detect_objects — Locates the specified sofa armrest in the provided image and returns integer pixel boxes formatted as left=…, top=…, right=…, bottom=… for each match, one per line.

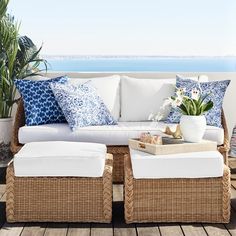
left=218, top=110, right=230, bottom=165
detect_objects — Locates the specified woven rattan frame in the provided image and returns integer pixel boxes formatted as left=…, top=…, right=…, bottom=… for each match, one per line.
left=107, top=146, right=129, bottom=182
left=11, top=99, right=230, bottom=183
left=6, top=154, right=113, bottom=223
left=124, top=154, right=231, bottom=223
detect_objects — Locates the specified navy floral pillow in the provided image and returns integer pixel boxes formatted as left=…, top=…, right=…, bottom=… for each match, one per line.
left=15, top=76, right=68, bottom=126
left=50, top=81, right=117, bottom=131
left=166, top=76, right=230, bottom=127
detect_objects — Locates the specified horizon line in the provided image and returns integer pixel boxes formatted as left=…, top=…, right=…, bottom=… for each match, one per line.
left=42, top=55, right=236, bottom=58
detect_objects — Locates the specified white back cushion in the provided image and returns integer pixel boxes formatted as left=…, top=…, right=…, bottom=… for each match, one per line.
left=120, top=76, right=175, bottom=121
left=120, top=75, right=208, bottom=122
left=69, top=75, right=120, bottom=120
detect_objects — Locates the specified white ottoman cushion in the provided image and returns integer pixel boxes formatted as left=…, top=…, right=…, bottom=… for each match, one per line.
left=130, top=149, right=224, bottom=179
left=14, top=141, right=107, bottom=177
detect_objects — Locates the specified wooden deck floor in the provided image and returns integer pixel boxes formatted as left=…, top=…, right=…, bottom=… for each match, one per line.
left=1, top=167, right=236, bottom=236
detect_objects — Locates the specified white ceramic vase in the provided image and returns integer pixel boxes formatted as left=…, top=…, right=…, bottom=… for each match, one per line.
left=180, top=115, right=206, bottom=143
left=0, top=117, right=13, bottom=144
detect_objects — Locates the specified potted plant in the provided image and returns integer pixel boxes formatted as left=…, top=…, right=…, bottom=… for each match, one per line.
left=169, top=87, right=213, bottom=142
left=0, top=0, right=47, bottom=160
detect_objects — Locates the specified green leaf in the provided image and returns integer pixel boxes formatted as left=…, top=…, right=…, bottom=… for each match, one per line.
left=0, top=0, right=47, bottom=117
left=0, top=0, right=9, bottom=20
left=200, top=101, right=214, bottom=114
left=198, top=93, right=211, bottom=107
left=189, top=99, right=197, bottom=115
left=179, top=103, right=188, bottom=114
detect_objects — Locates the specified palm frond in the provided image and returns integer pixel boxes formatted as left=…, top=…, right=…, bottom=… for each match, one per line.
left=0, top=1, right=47, bottom=117
left=0, top=0, right=9, bottom=19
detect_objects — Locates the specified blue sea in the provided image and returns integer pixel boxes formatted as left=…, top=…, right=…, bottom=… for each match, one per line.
left=44, top=56, right=236, bottom=72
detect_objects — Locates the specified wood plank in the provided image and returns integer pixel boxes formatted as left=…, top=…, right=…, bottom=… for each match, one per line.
left=113, top=184, right=123, bottom=202
left=224, top=208, right=236, bottom=236
left=203, top=224, right=230, bottom=236
left=44, top=223, right=68, bottom=236
left=114, top=226, right=137, bottom=236
left=232, top=180, right=236, bottom=191
left=231, top=185, right=236, bottom=197
left=0, top=206, right=6, bottom=228
left=181, top=224, right=207, bottom=236
left=21, top=223, right=47, bottom=236
left=91, top=223, right=113, bottom=236
left=0, top=192, right=6, bottom=202
left=67, top=223, right=90, bottom=236
left=159, top=223, right=184, bottom=236
left=0, top=184, right=6, bottom=199
left=0, top=223, right=24, bottom=236
left=112, top=201, right=124, bottom=225
left=229, top=157, right=236, bottom=171
left=0, top=167, right=6, bottom=179
left=231, top=186, right=236, bottom=211
left=0, top=192, right=6, bottom=227
left=136, top=223, right=160, bottom=236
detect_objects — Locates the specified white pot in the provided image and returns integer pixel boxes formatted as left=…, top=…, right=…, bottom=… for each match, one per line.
left=0, top=117, right=13, bottom=144
left=180, top=115, right=206, bottom=143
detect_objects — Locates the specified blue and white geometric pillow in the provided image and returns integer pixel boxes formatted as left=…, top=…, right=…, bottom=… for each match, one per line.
left=50, top=81, right=117, bottom=131
left=14, top=76, right=68, bottom=126
left=166, top=76, right=230, bottom=128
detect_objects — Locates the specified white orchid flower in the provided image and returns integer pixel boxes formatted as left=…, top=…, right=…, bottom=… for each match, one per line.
left=172, top=96, right=183, bottom=108
left=148, top=113, right=155, bottom=121
left=176, top=87, right=186, bottom=97
left=154, top=112, right=164, bottom=122
left=148, top=112, right=162, bottom=122
left=162, top=97, right=172, bottom=107
left=191, top=88, right=200, bottom=100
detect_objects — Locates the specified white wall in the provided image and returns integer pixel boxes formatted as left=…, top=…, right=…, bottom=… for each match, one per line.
left=42, top=72, right=236, bottom=138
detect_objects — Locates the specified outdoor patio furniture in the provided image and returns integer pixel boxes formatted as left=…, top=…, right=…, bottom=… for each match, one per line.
left=6, top=142, right=113, bottom=223
left=124, top=151, right=231, bottom=223
left=11, top=76, right=230, bottom=183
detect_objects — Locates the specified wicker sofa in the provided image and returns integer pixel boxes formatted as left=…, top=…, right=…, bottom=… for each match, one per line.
left=11, top=75, right=230, bottom=183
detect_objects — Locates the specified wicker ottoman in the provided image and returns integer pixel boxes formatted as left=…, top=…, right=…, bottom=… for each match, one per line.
left=6, top=142, right=113, bottom=223
left=124, top=153, right=231, bottom=223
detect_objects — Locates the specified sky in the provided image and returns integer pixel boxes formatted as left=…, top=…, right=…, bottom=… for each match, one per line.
left=8, top=0, right=236, bottom=56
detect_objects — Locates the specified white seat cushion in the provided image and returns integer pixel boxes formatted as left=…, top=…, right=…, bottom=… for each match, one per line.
left=120, top=75, right=209, bottom=122
left=19, top=121, right=224, bottom=146
left=130, top=149, right=224, bottom=178
left=14, top=141, right=107, bottom=177
left=69, top=75, right=120, bottom=120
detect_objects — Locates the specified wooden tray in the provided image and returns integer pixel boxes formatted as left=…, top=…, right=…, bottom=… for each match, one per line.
left=129, top=137, right=217, bottom=155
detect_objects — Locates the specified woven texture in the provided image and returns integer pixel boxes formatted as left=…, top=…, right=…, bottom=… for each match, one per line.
left=124, top=154, right=231, bottom=223
left=107, top=146, right=129, bottom=183
left=6, top=154, right=113, bottom=223
left=11, top=99, right=229, bottom=183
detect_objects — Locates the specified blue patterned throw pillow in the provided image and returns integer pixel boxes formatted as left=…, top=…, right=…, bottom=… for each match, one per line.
left=15, top=76, right=68, bottom=126
left=166, top=76, right=230, bottom=127
left=50, top=81, right=117, bottom=130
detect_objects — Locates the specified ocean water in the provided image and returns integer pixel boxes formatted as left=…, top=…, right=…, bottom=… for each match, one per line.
left=44, top=56, right=236, bottom=72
